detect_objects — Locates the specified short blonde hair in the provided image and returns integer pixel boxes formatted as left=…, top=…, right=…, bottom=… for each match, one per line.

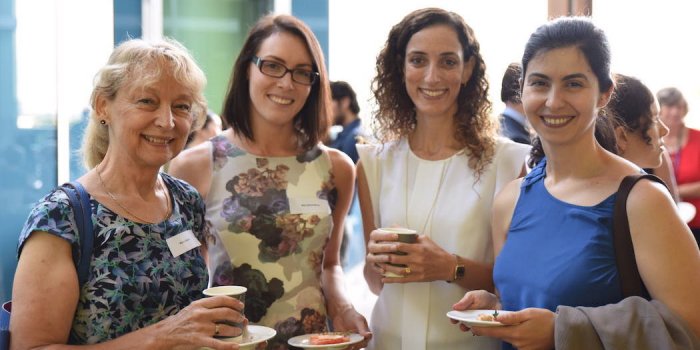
left=81, top=38, right=207, bottom=169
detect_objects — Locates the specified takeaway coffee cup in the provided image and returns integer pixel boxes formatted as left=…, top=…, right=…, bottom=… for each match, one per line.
left=203, top=286, right=248, bottom=341
left=376, top=227, right=417, bottom=277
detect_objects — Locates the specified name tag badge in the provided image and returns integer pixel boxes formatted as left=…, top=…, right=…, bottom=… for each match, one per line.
left=166, top=230, right=202, bottom=258
left=289, top=197, right=331, bottom=215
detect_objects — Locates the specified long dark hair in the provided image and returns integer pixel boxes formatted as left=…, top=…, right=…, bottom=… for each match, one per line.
left=221, top=14, right=330, bottom=150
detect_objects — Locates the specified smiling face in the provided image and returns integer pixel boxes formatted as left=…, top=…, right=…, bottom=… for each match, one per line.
left=522, top=46, right=611, bottom=147
left=248, top=31, right=314, bottom=130
left=98, top=71, right=195, bottom=168
left=403, top=24, right=474, bottom=120
left=622, top=101, right=669, bottom=168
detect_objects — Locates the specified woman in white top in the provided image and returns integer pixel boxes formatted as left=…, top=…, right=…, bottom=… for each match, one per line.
left=358, top=8, right=529, bottom=350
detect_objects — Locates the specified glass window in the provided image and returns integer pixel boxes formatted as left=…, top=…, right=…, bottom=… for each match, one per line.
left=163, top=0, right=273, bottom=115
left=0, top=0, right=112, bottom=302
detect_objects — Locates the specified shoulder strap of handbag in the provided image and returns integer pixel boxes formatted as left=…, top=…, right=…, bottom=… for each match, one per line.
left=613, top=174, right=668, bottom=299
left=0, top=182, right=93, bottom=347
left=59, top=181, right=94, bottom=287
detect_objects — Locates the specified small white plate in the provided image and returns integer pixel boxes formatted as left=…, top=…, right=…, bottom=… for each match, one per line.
left=446, top=310, right=513, bottom=328
left=288, top=332, right=363, bottom=349
left=223, top=325, right=276, bottom=348
left=677, top=201, right=696, bottom=223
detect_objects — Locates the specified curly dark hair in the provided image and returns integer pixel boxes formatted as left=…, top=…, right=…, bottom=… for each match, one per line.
left=371, top=7, right=496, bottom=175
left=607, top=74, right=654, bottom=145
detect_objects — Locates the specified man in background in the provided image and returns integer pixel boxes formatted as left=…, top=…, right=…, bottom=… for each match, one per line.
left=330, top=81, right=365, bottom=269
left=330, top=81, right=363, bottom=163
left=499, top=63, right=531, bottom=145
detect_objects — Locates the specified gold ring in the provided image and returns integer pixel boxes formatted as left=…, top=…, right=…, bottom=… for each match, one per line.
left=404, top=267, right=411, bottom=275
left=214, top=323, right=220, bottom=336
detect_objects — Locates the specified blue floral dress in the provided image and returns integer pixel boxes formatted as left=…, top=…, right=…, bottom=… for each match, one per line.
left=205, top=135, right=336, bottom=350
left=18, top=173, right=209, bottom=344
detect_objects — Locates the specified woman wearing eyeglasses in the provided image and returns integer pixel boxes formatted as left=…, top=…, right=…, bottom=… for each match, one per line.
left=169, top=14, right=370, bottom=349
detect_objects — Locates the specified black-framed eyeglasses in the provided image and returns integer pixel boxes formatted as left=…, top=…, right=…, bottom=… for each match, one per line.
left=251, top=56, right=319, bottom=86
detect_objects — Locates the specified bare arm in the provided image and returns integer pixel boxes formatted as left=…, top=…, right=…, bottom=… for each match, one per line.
left=491, top=179, right=523, bottom=257
left=677, top=182, right=700, bottom=200
left=356, top=161, right=384, bottom=295
left=320, top=149, right=370, bottom=345
left=628, top=180, right=700, bottom=337
left=10, top=233, right=244, bottom=350
left=168, top=139, right=214, bottom=199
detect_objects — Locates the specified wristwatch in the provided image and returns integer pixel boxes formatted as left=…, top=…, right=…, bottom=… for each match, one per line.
left=448, top=254, right=465, bottom=283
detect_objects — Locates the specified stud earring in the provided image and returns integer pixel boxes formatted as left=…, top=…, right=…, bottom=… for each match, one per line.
left=100, top=120, right=106, bottom=125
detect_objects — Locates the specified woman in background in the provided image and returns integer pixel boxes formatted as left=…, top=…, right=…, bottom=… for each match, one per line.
left=608, top=74, right=670, bottom=171
left=658, top=87, right=700, bottom=244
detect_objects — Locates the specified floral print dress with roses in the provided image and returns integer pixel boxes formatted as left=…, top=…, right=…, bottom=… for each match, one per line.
left=205, top=135, right=337, bottom=350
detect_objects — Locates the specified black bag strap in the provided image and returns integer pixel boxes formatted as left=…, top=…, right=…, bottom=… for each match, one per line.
left=613, top=174, right=668, bottom=299
left=59, top=182, right=94, bottom=287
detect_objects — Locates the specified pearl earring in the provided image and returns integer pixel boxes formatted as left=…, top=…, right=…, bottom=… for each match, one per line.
left=100, top=120, right=106, bottom=125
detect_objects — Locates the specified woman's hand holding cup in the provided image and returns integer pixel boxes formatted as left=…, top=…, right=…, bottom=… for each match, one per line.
left=203, top=286, right=249, bottom=342
left=366, top=227, right=417, bottom=279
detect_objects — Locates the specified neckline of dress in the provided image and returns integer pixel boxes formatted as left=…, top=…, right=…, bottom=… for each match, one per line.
left=404, top=138, right=465, bottom=163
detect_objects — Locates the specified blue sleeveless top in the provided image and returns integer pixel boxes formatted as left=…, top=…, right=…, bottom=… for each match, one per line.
left=493, top=159, right=623, bottom=318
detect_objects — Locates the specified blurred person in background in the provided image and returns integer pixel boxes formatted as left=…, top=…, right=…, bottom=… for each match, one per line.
left=11, top=38, right=247, bottom=349
left=658, top=87, right=700, bottom=245
left=608, top=74, right=680, bottom=202
left=330, top=81, right=363, bottom=164
left=186, top=109, right=224, bottom=149
left=498, top=62, right=531, bottom=145
left=359, top=8, right=529, bottom=349
left=330, top=80, right=365, bottom=268
left=169, top=14, right=370, bottom=350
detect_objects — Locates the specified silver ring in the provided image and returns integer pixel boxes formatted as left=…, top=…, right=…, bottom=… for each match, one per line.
left=214, top=323, right=220, bottom=336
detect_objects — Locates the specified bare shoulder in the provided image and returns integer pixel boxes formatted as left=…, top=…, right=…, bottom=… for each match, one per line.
left=324, top=146, right=355, bottom=176
left=170, top=141, right=212, bottom=174
left=625, top=178, right=677, bottom=221
left=168, top=141, right=213, bottom=197
left=626, top=177, right=674, bottom=209
left=495, top=177, right=524, bottom=208
left=492, top=178, right=524, bottom=254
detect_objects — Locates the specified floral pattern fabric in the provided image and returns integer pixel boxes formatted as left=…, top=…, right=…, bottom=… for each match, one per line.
left=17, top=173, right=208, bottom=344
left=206, top=135, right=336, bottom=350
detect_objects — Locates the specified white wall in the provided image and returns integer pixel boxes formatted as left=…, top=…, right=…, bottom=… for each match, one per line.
left=330, top=1, right=700, bottom=129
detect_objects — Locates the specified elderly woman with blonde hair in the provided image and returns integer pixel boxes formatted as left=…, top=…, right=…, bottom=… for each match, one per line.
left=11, top=38, right=245, bottom=349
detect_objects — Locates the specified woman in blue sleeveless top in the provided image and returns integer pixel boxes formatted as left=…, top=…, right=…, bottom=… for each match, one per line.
left=452, top=17, right=700, bottom=349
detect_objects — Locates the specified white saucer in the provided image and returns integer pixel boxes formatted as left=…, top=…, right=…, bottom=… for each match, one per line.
left=677, top=201, right=696, bottom=223
left=287, top=332, right=363, bottom=349
left=446, top=309, right=513, bottom=328
left=199, top=325, right=276, bottom=350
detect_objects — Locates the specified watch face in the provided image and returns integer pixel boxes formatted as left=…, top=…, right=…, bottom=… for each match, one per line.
left=456, top=265, right=465, bottom=279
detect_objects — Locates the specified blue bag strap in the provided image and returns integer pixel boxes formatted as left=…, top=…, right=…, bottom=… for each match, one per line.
left=60, top=182, right=94, bottom=288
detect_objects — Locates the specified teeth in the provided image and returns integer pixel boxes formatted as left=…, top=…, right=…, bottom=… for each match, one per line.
left=144, top=136, right=170, bottom=144
left=543, top=116, right=572, bottom=126
left=421, top=89, right=446, bottom=97
left=270, top=95, right=293, bottom=105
